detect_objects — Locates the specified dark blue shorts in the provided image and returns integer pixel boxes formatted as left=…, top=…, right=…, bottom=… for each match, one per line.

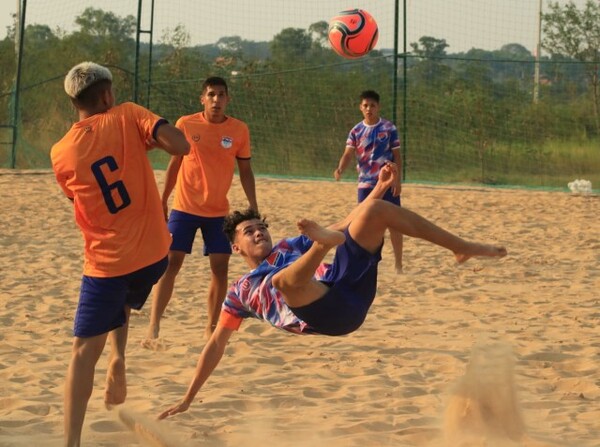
left=73, top=256, right=168, bottom=338
left=358, top=187, right=401, bottom=206
left=168, top=209, right=232, bottom=255
left=288, top=230, right=382, bottom=336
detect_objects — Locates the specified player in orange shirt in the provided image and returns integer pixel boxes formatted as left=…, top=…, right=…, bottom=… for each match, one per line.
left=50, top=61, right=189, bottom=447
left=145, top=76, right=259, bottom=341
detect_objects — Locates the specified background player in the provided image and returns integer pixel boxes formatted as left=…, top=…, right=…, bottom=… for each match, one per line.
left=145, top=76, right=259, bottom=342
left=334, top=89, right=404, bottom=272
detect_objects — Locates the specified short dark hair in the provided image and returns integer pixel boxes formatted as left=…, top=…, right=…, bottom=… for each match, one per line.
left=201, top=76, right=228, bottom=94
left=359, top=89, right=380, bottom=103
left=223, top=208, right=267, bottom=243
left=70, top=79, right=112, bottom=110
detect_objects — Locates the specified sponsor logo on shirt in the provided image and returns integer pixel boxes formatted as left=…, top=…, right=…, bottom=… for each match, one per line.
left=191, top=134, right=200, bottom=142
left=377, top=132, right=388, bottom=142
left=84, top=126, right=92, bottom=133
left=221, top=136, right=233, bottom=149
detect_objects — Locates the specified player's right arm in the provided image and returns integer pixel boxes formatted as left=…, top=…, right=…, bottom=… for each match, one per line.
left=154, top=122, right=190, bottom=156
left=158, top=325, right=235, bottom=419
left=334, top=146, right=355, bottom=181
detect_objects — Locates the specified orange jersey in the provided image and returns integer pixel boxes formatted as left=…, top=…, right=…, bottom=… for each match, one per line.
left=50, top=102, right=171, bottom=277
left=172, top=113, right=251, bottom=217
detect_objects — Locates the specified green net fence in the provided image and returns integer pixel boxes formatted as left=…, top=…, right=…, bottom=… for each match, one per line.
left=0, top=0, right=598, bottom=191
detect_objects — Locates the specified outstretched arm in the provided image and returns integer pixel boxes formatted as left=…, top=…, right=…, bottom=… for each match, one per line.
left=158, top=325, right=234, bottom=419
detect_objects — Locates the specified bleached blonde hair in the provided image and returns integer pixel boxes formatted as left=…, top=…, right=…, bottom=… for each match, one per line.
left=64, top=62, right=112, bottom=98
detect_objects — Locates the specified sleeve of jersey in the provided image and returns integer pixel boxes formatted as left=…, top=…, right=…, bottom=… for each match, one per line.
left=236, top=123, right=252, bottom=159
left=50, top=151, right=74, bottom=200
left=218, top=309, right=243, bottom=330
left=287, top=235, right=314, bottom=253
left=391, top=126, right=401, bottom=150
left=345, top=128, right=356, bottom=148
left=124, top=102, right=165, bottom=144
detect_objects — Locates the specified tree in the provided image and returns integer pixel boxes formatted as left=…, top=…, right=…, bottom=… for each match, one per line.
left=308, top=20, right=329, bottom=49
left=409, top=36, right=451, bottom=85
left=74, top=7, right=136, bottom=40
left=542, top=0, right=600, bottom=134
left=270, top=28, right=312, bottom=63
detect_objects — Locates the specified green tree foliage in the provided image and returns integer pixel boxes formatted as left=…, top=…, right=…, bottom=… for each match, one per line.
left=542, top=0, right=600, bottom=133
left=1, top=8, right=597, bottom=187
left=270, top=28, right=312, bottom=63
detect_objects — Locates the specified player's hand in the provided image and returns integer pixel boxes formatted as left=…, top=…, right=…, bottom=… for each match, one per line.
left=162, top=202, right=169, bottom=221
left=158, top=400, right=191, bottom=420
left=333, top=168, right=342, bottom=181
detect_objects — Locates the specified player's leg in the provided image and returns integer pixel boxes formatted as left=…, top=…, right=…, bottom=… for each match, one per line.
left=206, top=253, right=229, bottom=339
left=201, top=216, right=234, bottom=339
left=64, top=333, right=107, bottom=446
left=271, top=220, right=345, bottom=308
left=105, top=307, right=130, bottom=406
left=382, top=188, right=404, bottom=273
left=389, top=229, right=404, bottom=272
left=146, top=250, right=186, bottom=339
left=348, top=200, right=506, bottom=261
left=146, top=210, right=200, bottom=339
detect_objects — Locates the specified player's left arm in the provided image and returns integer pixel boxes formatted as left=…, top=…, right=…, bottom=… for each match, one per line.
left=158, top=325, right=235, bottom=419
left=237, top=158, right=258, bottom=212
left=391, top=147, right=402, bottom=196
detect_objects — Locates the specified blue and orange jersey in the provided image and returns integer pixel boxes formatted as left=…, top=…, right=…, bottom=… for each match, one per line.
left=50, top=102, right=171, bottom=277
left=346, top=118, right=400, bottom=189
left=172, top=113, right=251, bottom=217
left=218, top=235, right=333, bottom=334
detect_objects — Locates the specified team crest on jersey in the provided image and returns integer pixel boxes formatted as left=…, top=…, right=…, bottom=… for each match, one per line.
left=191, top=134, right=200, bottom=142
left=84, top=126, right=92, bottom=133
left=265, top=251, right=282, bottom=266
left=221, top=136, right=233, bottom=149
left=377, top=132, right=388, bottom=142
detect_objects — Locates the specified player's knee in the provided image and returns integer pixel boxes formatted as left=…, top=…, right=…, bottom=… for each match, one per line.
left=362, top=199, right=387, bottom=218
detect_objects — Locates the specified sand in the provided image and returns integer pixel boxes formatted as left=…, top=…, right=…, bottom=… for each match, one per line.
left=1, top=170, right=599, bottom=447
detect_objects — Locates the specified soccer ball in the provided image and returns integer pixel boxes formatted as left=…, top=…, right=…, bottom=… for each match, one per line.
left=328, top=9, right=379, bottom=59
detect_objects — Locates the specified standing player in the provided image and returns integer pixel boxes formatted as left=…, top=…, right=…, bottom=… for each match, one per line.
left=50, top=61, right=190, bottom=446
left=334, top=89, right=404, bottom=272
left=145, top=76, right=259, bottom=341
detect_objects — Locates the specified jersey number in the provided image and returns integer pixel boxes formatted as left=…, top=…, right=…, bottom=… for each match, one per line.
left=91, top=156, right=131, bottom=214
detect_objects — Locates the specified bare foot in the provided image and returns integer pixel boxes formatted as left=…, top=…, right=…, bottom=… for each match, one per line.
left=454, top=243, right=507, bottom=264
left=140, top=324, right=159, bottom=349
left=147, top=323, right=159, bottom=339
left=140, top=337, right=165, bottom=351
left=297, top=219, right=345, bottom=247
left=105, top=358, right=127, bottom=408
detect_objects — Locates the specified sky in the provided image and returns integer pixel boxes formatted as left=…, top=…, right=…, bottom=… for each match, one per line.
left=0, top=0, right=591, bottom=54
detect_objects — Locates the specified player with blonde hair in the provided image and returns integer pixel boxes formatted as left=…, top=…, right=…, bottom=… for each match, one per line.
left=51, top=61, right=189, bottom=446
